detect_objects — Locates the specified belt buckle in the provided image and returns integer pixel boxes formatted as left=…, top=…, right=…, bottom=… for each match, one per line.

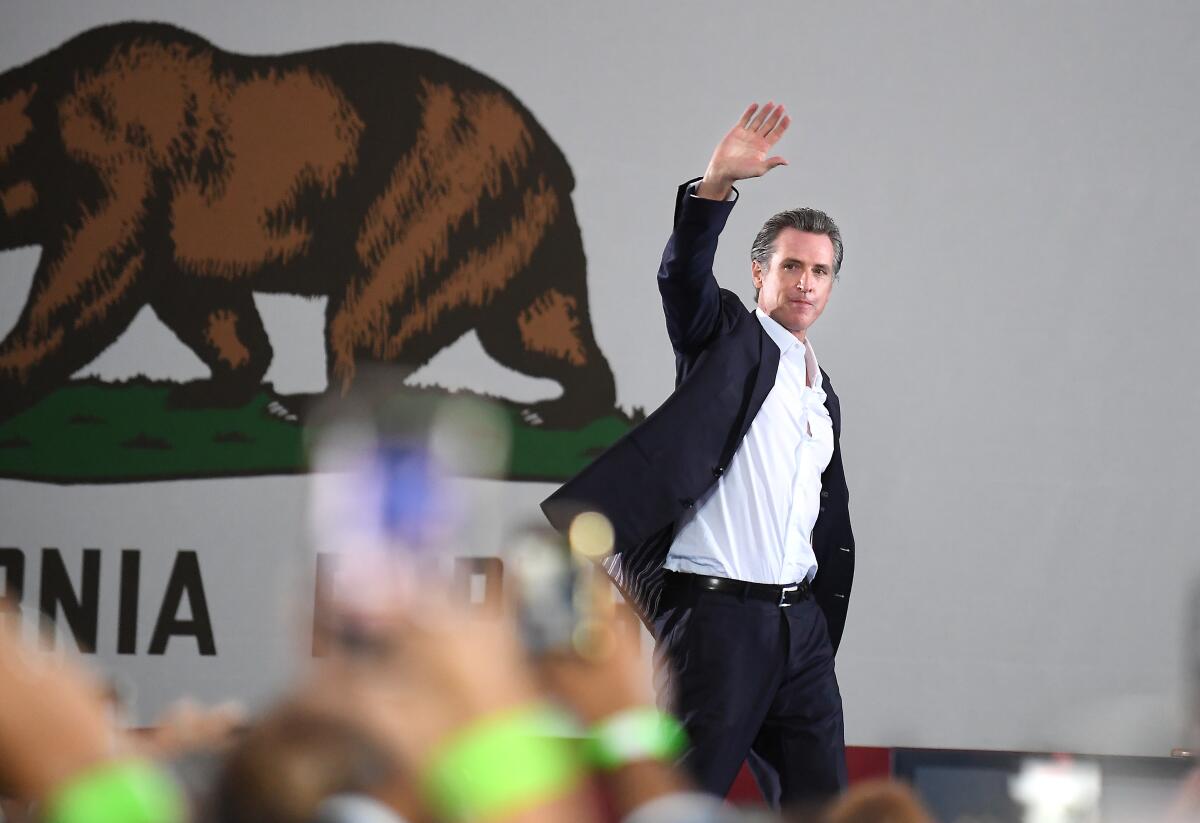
left=779, top=583, right=799, bottom=607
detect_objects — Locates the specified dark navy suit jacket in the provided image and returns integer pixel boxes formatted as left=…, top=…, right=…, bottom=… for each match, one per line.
left=543, top=180, right=856, bottom=652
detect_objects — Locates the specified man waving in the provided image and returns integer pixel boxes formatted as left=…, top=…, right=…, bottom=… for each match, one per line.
left=544, top=102, right=855, bottom=807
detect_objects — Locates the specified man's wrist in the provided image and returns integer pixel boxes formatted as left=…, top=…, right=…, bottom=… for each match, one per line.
left=694, top=173, right=734, bottom=201
left=686, top=179, right=738, bottom=206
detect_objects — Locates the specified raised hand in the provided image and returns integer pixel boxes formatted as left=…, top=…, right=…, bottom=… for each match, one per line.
left=695, top=101, right=791, bottom=200
left=0, top=616, right=121, bottom=801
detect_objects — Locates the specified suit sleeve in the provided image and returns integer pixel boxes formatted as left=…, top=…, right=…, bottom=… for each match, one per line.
left=657, top=179, right=738, bottom=355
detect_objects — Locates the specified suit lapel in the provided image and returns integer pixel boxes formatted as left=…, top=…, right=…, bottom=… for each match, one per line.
left=821, top=369, right=841, bottom=438
left=736, top=321, right=780, bottom=445
left=734, top=316, right=841, bottom=444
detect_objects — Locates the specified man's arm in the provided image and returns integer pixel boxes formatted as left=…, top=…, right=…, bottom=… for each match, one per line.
left=657, top=103, right=791, bottom=354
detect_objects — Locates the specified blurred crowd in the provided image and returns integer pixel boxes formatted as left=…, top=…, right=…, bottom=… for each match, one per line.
left=0, top=567, right=945, bottom=823
left=1, top=568, right=1197, bottom=823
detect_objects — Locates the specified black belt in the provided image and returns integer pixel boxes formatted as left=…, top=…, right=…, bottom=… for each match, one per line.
left=664, top=571, right=812, bottom=606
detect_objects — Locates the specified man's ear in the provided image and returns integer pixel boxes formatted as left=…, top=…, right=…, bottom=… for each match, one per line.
left=751, top=260, right=763, bottom=289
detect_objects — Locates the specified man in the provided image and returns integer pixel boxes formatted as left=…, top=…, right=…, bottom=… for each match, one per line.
left=543, top=102, right=855, bottom=808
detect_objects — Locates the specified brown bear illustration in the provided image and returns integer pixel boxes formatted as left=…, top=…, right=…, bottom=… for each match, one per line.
left=0, top=22, right=615, bottom=427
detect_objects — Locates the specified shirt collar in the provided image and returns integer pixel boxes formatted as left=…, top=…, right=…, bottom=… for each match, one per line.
left=755, top=307, right=801, bottom=353
left=755, top=308, right=822, bottom=389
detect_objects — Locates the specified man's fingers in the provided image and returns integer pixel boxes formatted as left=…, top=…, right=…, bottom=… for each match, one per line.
left=747, top=101, right=774, bottom=132
left=738, top=102, right=759, bottom=129
left=760, top=105, right=785, bottom=137
left=765, top=155, right=788, bottom=171
left=765, top=113, right=791, bottom=142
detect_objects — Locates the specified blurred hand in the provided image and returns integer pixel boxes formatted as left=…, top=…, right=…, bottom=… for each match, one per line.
left=1167, top=766, right=1200, bottom=823
left=0, top=616, right=121, bottom=801
left=306, top=584, right=603, bottom=823
left=696, top=101, right=791, bottom=200
left=535, top=591, right=656, bottom=725
left=536, top=588, right=696, bottom=820
left=139, top=698, right=246, bottom=759
left=307, top=574, right=542, bottom=765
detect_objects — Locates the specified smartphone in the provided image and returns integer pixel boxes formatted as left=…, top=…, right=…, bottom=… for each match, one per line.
left=508, top=524, right=583, bottom=655
left=306, top=381, right=513, bottom=656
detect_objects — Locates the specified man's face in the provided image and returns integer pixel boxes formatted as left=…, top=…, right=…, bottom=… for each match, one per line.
left=753, top=228, right=836, bottom=341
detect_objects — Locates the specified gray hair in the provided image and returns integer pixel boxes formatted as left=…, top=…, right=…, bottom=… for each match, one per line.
left=750, top=208, right=844, bottom=285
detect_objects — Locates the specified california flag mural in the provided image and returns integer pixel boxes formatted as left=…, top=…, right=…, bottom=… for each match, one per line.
left=0, top=22, right=630, bottom=485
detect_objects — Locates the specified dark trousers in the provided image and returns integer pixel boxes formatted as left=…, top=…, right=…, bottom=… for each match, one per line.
left=653, top=578, right=847, bottom=808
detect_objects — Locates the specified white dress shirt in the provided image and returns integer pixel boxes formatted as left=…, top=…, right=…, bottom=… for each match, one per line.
left=664, top=308, right=834, bottom=585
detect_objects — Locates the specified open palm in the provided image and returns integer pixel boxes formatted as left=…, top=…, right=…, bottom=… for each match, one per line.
left=706, top=102, right=791, bottom=184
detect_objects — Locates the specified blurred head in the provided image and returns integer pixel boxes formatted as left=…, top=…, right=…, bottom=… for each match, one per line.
left=214, top=703, right=396, bottom=823
left=813, top=780, right=934, bottom=823
left=750, top=208, right=843, bottom=341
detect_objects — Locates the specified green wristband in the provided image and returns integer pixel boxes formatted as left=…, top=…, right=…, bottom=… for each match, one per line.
left=423, top=704, right=584, bottom=822
left=583, top=707, right=688, bottom=770
left=43, top=759, right=184, bottom=823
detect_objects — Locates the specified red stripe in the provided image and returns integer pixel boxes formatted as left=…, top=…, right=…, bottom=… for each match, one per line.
left=726, top=745, right=892, bottom=804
